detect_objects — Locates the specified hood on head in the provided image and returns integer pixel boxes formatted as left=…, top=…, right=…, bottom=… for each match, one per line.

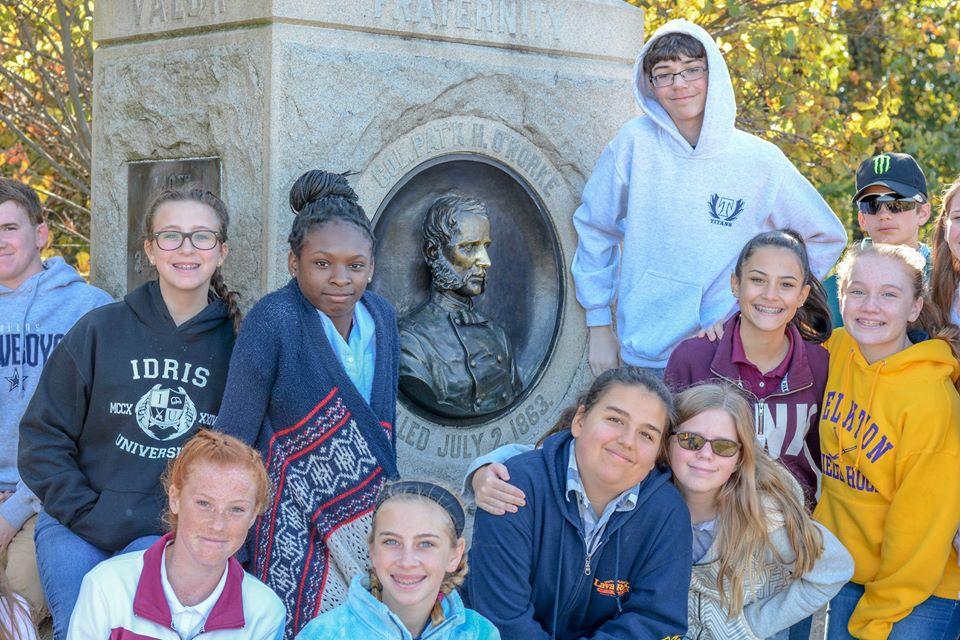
left=633, top=19, right=736, bottom=157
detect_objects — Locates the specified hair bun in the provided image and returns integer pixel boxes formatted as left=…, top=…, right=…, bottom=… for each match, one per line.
left=289, top=170, right=359, bottom=214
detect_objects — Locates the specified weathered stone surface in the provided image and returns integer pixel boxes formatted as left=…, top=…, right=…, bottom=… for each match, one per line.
left=91, top=0, right=643, bottom=484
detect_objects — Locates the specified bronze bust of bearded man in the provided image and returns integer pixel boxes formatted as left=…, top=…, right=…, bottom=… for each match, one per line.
left=398, top=195, right=523, bottom=419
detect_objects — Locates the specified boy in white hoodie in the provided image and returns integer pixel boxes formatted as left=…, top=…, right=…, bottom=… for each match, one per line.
left=573, top=20, right=846, bottom=375
left=0, top=178, right=111, bottom=622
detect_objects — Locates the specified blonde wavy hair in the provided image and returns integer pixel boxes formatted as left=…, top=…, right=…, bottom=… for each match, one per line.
left=367, top=483, right=468, bottom=626
left=674, top=383, right=824, bottom=616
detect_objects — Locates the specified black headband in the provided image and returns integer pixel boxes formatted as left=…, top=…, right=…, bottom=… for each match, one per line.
left=377, top=481, right=466, bottom=538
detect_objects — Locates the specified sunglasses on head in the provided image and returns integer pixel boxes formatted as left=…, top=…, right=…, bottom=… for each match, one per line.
left=857, top=194, right=921, bottom=216
left=672, top=432, right=741, bottom=458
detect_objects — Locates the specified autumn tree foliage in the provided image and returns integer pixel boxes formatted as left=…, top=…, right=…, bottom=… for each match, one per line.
left=0, top=0, right=92, bottom=270
left=630, top=0, right=960, bottom=239
left=1, top=1, right=958, bottom=267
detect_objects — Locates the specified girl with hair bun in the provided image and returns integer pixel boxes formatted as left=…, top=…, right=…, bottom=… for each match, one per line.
left=296, top=481, right=499, bottom=640
left=216, top=170, right=400, bottom=638
left=19, top=186, right=240, bottom=640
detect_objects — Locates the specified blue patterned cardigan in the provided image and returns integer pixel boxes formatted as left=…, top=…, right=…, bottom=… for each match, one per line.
left=216, top=279, right=399, bottom=638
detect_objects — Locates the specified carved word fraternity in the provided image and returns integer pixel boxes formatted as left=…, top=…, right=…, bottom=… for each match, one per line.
left=133, top=0, right=227, bottom=27
left=373, top=0, right=564, bottom=42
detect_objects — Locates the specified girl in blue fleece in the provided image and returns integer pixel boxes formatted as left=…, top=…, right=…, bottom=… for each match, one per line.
left=296, top=481, right=499, bottom=640
left=462, top=368, right=691, bottom=640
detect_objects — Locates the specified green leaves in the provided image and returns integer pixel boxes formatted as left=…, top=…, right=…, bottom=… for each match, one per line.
left=626, top=0, right=960, bottom=237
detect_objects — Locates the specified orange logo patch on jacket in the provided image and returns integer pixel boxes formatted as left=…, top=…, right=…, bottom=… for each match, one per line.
left=592, top=578, right=630, bottom=597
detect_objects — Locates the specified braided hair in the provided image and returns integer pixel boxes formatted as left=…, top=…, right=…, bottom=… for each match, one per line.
left=143, top=187, right=243, bottom=334
left=288, top=170, right=374, bottom=256
left=367, top=481, right=469, bottom=627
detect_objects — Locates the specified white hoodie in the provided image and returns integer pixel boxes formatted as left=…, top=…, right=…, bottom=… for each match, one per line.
left=571, top=19, right=846, bottom=368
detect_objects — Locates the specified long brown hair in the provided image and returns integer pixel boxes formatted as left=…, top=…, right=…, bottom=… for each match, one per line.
left=144, top=187, right=243, bottom=334
left=673, top=383, right=823, bottom=616
left=0, top=571, right=35, bottom=640
left=837, top=242, right=960, bottom=364
left=931, top=174, right=960, bottom=323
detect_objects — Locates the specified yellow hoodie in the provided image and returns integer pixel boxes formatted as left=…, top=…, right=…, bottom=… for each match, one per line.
left=814, top=328, right=960, bottom=640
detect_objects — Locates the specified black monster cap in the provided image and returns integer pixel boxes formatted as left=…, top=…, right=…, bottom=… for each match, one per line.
left=854, top=152, right=928, bottom=203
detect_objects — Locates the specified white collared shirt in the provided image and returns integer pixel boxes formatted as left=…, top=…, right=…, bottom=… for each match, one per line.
left=160, top=544, right=229, bottom=640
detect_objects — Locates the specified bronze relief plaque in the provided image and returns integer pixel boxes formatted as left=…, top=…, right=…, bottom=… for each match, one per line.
left=126, top=158, right=221, bottom=292
left=371, top=154, right=563, bottom=428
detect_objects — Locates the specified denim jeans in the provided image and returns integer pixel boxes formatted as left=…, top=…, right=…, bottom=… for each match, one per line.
left=34, top=511, right=160, bottom=640
left=826, top=581, right=960, bottom=640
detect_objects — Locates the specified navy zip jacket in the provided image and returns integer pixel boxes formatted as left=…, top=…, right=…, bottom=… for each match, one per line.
left=462, top=431, right=691, bottom=640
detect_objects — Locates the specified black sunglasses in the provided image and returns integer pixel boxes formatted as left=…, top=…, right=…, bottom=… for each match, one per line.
left=857, top=195, right=921, bottom=216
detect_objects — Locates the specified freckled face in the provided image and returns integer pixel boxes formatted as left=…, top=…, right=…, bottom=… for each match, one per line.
left=841, top=254, right=922, bottom=362
left=167, top=462, right=258, bottom=570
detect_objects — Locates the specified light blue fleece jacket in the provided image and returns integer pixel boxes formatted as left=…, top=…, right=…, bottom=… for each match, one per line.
left=0, top=257, right=111, bottom=530
left=571, top=19, right=847, bottom=368
left=296, top=574, right=500, bottom=640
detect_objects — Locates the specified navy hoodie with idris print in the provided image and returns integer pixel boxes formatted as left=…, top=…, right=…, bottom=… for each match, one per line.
left=462, top=431, right=691, bottom=640
left=18, top=281, right=235, bottom=551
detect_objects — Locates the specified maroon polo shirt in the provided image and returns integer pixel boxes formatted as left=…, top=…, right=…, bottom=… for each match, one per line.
left=729, top=317, right=796, bottom=400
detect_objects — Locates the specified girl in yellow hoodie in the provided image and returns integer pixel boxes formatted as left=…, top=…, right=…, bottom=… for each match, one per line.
left=816, top=243, right=960, bottom=640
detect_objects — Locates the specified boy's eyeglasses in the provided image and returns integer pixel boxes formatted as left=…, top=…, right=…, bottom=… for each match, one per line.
left=152, top=229, right=222, bottom=251
left=650, top=66, right=707, bottom=88
left=857, top=195, right=921, bottom=216
left=671, top=432, right=741, bottom=458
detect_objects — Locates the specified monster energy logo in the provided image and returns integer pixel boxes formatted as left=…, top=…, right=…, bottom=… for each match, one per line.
left=873, top=154, right=891, bottom=174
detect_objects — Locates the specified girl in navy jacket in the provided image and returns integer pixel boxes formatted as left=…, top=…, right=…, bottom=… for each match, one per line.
left=462, top=368, right=691, bottom=640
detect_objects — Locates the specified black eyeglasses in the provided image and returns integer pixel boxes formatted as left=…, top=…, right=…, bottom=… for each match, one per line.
left=650, top=66, right=707, bottom=88
left=152, top=229, right=222, bottom=251
left=671, top=432, right=741, bottom=458
left=857, top=195, right=921, bottom=216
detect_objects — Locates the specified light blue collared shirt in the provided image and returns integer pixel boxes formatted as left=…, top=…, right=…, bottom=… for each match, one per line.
left=317, top=303, right=376, bottom=402
left=565, top=445, right=639, bottom=557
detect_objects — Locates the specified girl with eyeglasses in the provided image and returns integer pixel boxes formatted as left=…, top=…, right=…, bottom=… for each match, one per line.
left=19, top=187, right=241, bottom=640
left=817, top=243, right=960, bottom=640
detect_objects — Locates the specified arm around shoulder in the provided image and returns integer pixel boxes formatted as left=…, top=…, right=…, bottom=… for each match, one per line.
left=464, top=465, right=551, bottom=640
